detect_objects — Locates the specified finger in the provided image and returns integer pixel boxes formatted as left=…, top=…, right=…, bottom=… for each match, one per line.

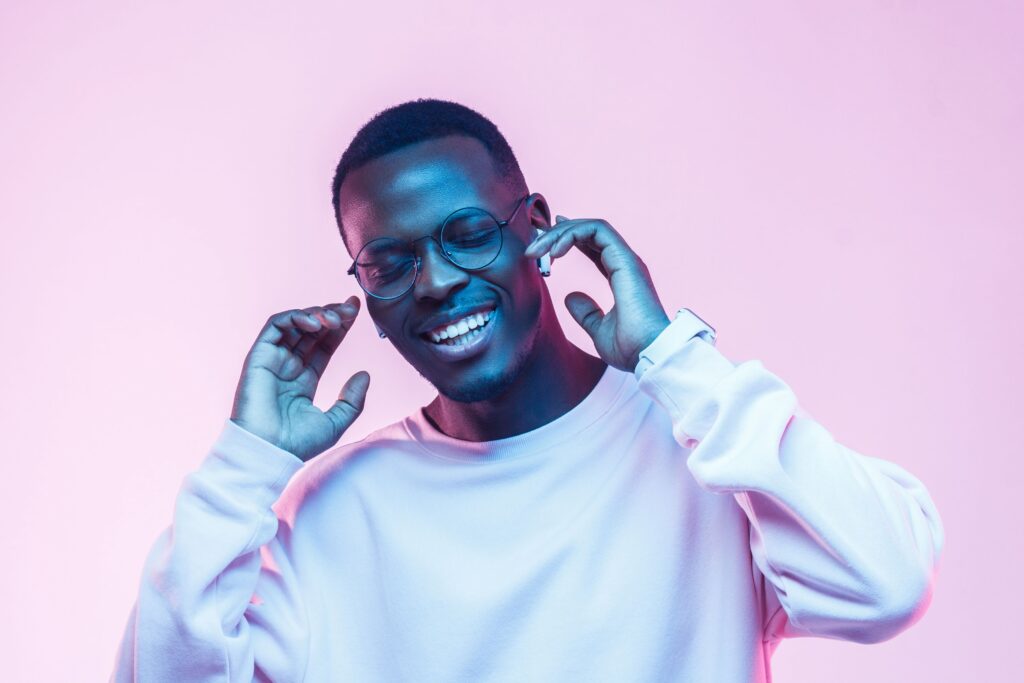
left=523, top=222, right=575, bottom=257
left=293, top=313, right=331, bottom=360
left=279, top=324, right=303, bottom=351
left=293, top=303, right=349, bottom=355
left=256, top=296, right=356, bottom=361
left=316, top=298, right=361, bottom=339
left=325, top=370, right=371, bottom=435
left=255, top=308, right=324, bottom=350
left=549, top=223, right=601, bottom=260
left=312, top=305, right=344, bottom=329
left=569, top=222, right=639, bottom=276
left=316, top=296, right=360, bottom=329
left=306, top=302, right=361, bottom=378
left=526, top=218, right=619, bottom=258
left=534, top=223, right=608, bottom=277
left=287, top=299, right=357, bottom=357
left=564, top=291, right=605, bottom=340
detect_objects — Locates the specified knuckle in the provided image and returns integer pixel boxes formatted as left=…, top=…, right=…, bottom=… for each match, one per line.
left=336, top=400, right=359, bottom=421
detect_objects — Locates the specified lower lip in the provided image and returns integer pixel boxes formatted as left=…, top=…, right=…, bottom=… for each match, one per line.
left=421, top=308, right=499, bottom=362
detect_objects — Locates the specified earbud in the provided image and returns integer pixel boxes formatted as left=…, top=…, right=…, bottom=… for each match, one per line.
left=374, top=322, right=387, bottom=339
left=536, top=228, right=552, bottom=277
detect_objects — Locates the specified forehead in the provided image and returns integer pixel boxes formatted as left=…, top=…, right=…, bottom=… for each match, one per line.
left=339, top=135, right=509, bottom=251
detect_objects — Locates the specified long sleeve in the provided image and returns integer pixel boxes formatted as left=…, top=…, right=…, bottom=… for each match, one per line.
left=635, top=326, right=945, bottom=645
left=110, top=419, right=310, bottom=682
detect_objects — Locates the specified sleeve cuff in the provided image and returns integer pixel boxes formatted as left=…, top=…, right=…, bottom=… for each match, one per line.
left=635, top=308, right=717, bottom=380
left=201, top=419, right=306, bottom=509
left=634, top=326, right=737, bottom=449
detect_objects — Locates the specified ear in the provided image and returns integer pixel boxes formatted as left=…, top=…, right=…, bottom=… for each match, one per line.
left=525, top=193, right=552, bottom=232
left=522, top=193, right=554, bottom=277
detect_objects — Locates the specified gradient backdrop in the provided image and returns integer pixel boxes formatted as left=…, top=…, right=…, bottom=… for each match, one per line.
left=2, top=1, right=1020, bottom=681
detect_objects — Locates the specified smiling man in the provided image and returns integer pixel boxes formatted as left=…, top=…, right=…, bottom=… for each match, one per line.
left=112, top=99, right=945, bottom=682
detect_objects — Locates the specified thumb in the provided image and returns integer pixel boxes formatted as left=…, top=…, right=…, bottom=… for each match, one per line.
left=564, top=291, right=605, bottom=340
left=326, top=370, right=370, bottom=436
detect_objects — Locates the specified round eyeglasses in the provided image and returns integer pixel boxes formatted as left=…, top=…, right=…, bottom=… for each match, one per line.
left=347, top=196, right=529, bottom=300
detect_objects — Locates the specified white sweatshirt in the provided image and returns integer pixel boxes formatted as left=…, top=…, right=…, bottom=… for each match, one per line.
left=111, top=322, right=944, bottom=683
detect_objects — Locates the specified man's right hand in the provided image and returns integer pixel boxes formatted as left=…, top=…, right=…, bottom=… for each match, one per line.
left=230, top=296, right=370, bottom=462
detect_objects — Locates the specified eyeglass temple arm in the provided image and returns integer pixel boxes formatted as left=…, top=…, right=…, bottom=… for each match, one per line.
left=499, top=194, right=530, bottom=227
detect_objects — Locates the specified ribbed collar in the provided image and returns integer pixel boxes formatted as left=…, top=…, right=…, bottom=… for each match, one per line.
left=402, top=364, right=632, bottom=464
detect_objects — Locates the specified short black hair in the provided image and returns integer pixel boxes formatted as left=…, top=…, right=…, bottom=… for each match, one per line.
left=330, top=98, right=528, bottom=242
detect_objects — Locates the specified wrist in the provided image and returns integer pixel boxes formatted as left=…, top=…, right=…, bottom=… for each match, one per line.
left=630, top=316, right=671, bottom=371
left=634, top=307, right=717, bottom=379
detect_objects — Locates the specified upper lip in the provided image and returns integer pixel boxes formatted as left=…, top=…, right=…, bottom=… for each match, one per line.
left=414, top=302, right=498, bottom=336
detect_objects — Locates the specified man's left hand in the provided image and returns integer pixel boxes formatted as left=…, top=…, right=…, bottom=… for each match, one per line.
left=523, top=215, right=671, bottom=372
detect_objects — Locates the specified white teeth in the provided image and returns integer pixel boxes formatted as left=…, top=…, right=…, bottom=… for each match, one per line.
left=426, top=308, right=496, bottom=344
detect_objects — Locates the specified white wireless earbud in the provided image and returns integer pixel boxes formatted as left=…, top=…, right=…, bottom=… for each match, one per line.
left=536, top=228, right=551, bottom=277
left=374, top=321, right=387, bottom=339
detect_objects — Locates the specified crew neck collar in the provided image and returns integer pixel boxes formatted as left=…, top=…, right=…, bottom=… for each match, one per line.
left=402, top=364, right=632, bottom=464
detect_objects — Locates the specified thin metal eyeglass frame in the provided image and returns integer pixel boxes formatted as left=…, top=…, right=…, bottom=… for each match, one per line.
left=347, top=195, right=530, bottom=300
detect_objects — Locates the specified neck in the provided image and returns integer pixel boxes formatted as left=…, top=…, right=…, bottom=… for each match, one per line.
left=422, top=311, right=607, bottom=442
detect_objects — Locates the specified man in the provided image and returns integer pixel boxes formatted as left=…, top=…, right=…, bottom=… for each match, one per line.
left=111, top=99, right=944, bottom=682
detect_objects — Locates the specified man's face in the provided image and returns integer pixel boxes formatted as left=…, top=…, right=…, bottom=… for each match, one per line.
left=339, top=135, right=549, bottom=402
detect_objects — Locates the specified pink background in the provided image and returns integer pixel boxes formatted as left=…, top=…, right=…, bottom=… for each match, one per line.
left=2, top=1, right=1019, bottom=680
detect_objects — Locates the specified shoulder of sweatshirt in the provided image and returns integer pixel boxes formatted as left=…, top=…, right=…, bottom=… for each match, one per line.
left=270, top=418, right=418, bottom=522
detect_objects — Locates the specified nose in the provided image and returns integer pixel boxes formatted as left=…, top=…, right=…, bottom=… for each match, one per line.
left=412, top=237, right=470, bottom=302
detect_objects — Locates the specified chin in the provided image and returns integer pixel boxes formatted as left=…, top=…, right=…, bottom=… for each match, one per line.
left=432, top=338, right=533, bottom=404
left=436, top=369, right=516, bottom=403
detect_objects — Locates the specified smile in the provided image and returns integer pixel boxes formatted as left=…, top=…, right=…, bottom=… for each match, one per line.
left=423, top=307, right=496, bottom=346
left=418, top=305, right=499, bottom=362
